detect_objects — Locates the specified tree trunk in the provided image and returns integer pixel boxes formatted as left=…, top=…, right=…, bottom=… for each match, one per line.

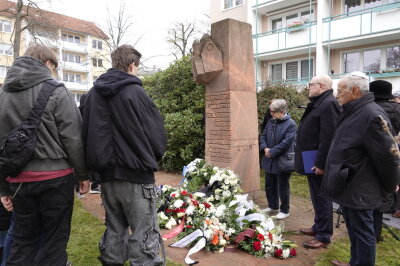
left=13, top=0, right=24, bottom=59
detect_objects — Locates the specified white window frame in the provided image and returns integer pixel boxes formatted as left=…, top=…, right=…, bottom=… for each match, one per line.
left=62, top=53, right=81, bottom=63
left=342, top=0, right=396, bottom=13
left=269, top=7, right=314, bottom=31
left=0, top=20, right=12, bottom=33
left=92, top=39, right=102, bottom=50
left=340, top=44, right=400, bottom=73
left=0, top=43, right=13, bottom=56
left=268, top=57, right=315, bottom=82
left=0, top=65, right=11, bottom=78
left=92, top=57, right=103, bottom=67
left=63, top=72, right=82, bottom=83
left=62, top=33, right=81, bottom=44
left=222, top=0, right=244, bottom=11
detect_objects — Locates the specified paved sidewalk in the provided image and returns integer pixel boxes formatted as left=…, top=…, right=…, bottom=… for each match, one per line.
left=81, top=172, right=351, bottom=265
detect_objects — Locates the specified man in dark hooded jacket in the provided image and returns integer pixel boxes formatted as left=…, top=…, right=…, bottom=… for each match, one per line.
left=0, top=43, right=89, bottom=265
left=82, top=45, right=167, bottom=266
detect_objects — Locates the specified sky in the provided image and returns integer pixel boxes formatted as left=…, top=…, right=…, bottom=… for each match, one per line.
left=39, top=0, right=210, bottom=69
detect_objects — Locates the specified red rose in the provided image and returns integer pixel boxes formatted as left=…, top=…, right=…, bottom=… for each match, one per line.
left=189, top=194, right=193, bottom=198
left=289, top=248, right=296, bottom=256
left=257, top=234, right=265, bottom=241
left=165, top=209, right=171, bottom=213
left=268, top=232, right=273, bottom=241
left=274, top=249, right=283, bottom=257
left=253, top=241, right=262, bottom=251
left=181, top=190, right=188, bottom=196
left=204, top=202, right=211, bottom=208
left=171, top=194, right=176, bottom=198
left=191, top=200, right=199, bottom=206
left=186, top=225, right=193, bottom=228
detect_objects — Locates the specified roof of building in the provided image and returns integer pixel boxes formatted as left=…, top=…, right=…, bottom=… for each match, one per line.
left=0, top=0, right=108, bottom=39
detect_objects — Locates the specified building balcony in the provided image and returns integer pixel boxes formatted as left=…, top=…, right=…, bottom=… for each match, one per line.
left=253, top=22, right=317, bottom=59
left=61, top=41, right=87, bottom=54
left=323, top=2, right=400, bottom=48
left=250, top=0, right=306, bottom=13
left=35, top=36, right=58, bottom=48
left=62, top=61, right=89, bottom=73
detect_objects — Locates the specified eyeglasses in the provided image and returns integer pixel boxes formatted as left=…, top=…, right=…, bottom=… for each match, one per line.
left=307, top=82, right=323, bottom=88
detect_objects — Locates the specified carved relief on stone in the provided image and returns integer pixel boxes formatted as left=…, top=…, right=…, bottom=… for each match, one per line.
left=191, top=34, right=223, bottom=84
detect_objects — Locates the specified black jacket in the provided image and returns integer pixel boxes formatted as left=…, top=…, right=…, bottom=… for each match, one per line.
left=82, top=68, right=167, bottom=184
left=374, top=100, right=400, bottom=134
left=260, top=114, right=296, bottom=174
left=321, top=94, right=400, bottom=210
left=294, top=89, right=340, bottom=174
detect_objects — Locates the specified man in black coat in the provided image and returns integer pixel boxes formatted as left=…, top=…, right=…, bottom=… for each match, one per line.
left=82, top=45, right=167, bottom=266
left=294, top=74, right=340, bottom=249
left=322, top=72, right=400, bottom=266
left=369, top=80, right=400, bottom=239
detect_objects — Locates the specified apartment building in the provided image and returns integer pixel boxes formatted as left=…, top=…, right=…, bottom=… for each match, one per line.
left=0, top=0, right=111, bottom=104
left=211, top=0, right=400, bottom=91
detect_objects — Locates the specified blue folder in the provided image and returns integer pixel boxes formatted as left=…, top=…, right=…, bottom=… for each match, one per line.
left=302, top=150, right=317, bottom=174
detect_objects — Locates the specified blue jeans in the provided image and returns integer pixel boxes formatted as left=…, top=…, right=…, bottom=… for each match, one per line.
left=265, top=172, right=290, bottom=213
left=1, top=215, right=13, bottom=266
left=342, top=206, right=376, bottom=266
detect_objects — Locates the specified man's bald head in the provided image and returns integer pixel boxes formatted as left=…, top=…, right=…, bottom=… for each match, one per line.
left=308, top=74, right=333, bottom=97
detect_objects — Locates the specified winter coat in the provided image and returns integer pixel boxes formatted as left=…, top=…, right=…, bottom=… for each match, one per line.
left=375, top=100, right=400, bottom=134
left=260, top=114, right=297, bottom=174
left=81, top=68, right=167, bottom=184
left=294, top=89, right=340, bottom=174
left=321, top=93, right=400, bottom=210
left=0, top=56, right=88, bottom=196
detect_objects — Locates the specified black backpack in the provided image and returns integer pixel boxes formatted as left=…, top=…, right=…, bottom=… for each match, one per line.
left=0, top=80, right=64, bottom=179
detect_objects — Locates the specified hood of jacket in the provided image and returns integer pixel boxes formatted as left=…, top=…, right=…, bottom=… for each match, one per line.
left=93, top=68, right=142, bottom=97
left=2, top=56, right=53, bottom=92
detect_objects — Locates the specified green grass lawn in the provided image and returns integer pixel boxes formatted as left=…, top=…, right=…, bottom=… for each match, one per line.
left=67, top=199, right=182, bottom=266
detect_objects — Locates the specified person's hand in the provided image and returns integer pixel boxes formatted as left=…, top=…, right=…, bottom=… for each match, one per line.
left=311, top=166, right=324, bottom=175
left=79, top=180, right=90, bottom=194
left=1, top=196, right=13, bottom=212
left=396, top=185, right=399, bottom=192
left=264, top=148, right=271, bottom=158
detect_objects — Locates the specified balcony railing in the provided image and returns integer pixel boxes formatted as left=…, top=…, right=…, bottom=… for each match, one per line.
left=323, top=2, right=400, bottom=43
left=61, top=41, right=87, bottom=53
left=63, top=81, right=90, bottom=91
left=253, top=21, right=317, bottom=56
left=250, top=0, right=279, bottom=8
left=62, top=61, right=89, bottom=72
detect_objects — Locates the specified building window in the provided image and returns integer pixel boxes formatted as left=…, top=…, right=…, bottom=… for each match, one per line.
left=61, top=33, right=80, bottom=44
left=62, top=53, right=81, bottom=63
left=345, top=0, right=383, bottom=13
left=344, top=52, right=360, bottom=73
left=0, top=65, right=10, bottom=77
left=63, top=73, right=82, bottom=83
left=92, top=58, right=103, bottom=67
left=271, top=64, right=282, bottom=81
left=286, top=61, right=298, bottom=80
left=224, top=0, right=243, bottom=10
left=363, top=49, right=381, bottom=72
left=0, top=43, right=13, bottom=55
left=272, top=18, right=282, bottom=31
left=301, top=59, right=314, bottom=79
left=92, top=40, right=103, bottom=50
left=387, top=46, right=400, bottom=69
left=0, top=20, right=12, bottom=33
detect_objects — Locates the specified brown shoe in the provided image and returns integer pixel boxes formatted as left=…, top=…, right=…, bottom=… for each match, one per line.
left=392, top=211, right=400, bottom=218
left=331, top=260, right=350, bottom=266
left=299, top=228, right=316, bottom=236
left=303, top=239, right=328, bottom=249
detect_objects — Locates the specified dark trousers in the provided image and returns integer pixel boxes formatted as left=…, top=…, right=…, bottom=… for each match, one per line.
left=372, top=210, right=383, bottom=242
left=7, top=174, right=74, bottom=266
left=265, top=172, right=290, bottom=214
left=342, top=207, right=376, bottom=266
left=307, top=174, right=333, bottom=243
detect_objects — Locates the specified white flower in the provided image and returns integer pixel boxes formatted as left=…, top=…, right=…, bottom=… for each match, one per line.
left=158, top=212, right=168, bottom=220
left=218, top=247, right=224, bottom=253
left=193, top=192, right=205, bottom=199
left=219, top=238, right=227, bottom=246
left=207, top=195, right=215, bottom=202
left=222, top=190, right=231, bottom=198
left=204, top=172, right=208, bottom=176
left=282, top=248, right=290, bottom=259
left=227, top=228, right=236, bottom=236
left=256, top=226, right=265, bottom=236
left=173, top=199, right=184, bottom=208
left=230, top=179, right=238, bottom=186
left=165, top=218, right=177, bottom=229
left=204, top=229, right=213, bottom=240
left=213, top=167, right=218, bottom=171
left=186, top=205, right=195, bottom=215
left=215, top=205, right=227, bottom=217
left=224, top=179, right=230, bottom=185
left=214, top=189, right=222, bottom=194
left=177, top=212, right=185, bottom=218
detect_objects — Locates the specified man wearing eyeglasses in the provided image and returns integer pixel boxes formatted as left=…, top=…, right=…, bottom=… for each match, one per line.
left=321, top=72, right=400, bottom=266
left=294, top=74, right=340, bottom=249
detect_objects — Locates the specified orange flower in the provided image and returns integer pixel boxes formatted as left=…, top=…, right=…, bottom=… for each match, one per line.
left=205, top=219, right=211, bottom=225
left=211, top=234, right=219, bottom=245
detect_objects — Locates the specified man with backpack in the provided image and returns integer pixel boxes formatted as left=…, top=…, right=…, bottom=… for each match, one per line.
left=0, top=43, right=89, bottom=266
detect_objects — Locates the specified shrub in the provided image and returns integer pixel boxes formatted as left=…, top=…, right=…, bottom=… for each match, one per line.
left=143, top=56, right=205, bottom=172
left=257, top=83, right=309, bottom=131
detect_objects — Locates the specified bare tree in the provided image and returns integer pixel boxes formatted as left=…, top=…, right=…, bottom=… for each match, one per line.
left=167, top=21, right=200, bottom=60
left=0, top=0, right=57, bottom=59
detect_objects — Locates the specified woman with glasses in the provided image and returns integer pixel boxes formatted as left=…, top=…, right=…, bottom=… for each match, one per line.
left=260, top=99, right=296, bottom=219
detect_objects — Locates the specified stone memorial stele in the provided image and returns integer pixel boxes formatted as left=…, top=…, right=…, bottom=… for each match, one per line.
left=191, top=19, right=260, bottom=193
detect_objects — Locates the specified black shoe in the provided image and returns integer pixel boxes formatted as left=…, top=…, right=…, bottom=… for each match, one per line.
left=90, top=186, right=101, bottom=194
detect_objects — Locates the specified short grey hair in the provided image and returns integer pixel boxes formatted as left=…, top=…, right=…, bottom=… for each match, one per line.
left=269, top=99, right=287, bottom=112
left=343, top=71, right=369, bottom=95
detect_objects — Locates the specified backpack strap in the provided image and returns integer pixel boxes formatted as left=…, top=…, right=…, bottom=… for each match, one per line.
left=26, top=80, right=65, bottom=126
